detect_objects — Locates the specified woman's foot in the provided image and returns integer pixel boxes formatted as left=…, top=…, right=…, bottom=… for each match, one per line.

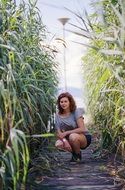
left=70, top=151, right=82, bottom=162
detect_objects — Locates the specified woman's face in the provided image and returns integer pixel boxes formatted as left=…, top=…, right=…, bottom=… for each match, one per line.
left=59, top=97, right=70, bottom=111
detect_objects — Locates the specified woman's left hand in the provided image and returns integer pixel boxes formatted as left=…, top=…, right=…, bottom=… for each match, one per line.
left=62, top=131, right=68, bottom=138
left=57, top=131, right=67, bottom=139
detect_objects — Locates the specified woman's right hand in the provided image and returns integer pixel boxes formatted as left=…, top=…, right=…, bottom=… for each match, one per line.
left=62, top=138, right=72, bottom=152
left=55, top=138, right=72, bottom=152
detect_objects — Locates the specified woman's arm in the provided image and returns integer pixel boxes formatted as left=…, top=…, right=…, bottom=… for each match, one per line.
left=56, top=128, right=64, bottom=139
left=76, top=117, right=88, bottom=132
left=62, top=117, right=88, bottom=137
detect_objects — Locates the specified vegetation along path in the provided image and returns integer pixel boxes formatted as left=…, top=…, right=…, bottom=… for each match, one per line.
left=27, top=140, right=124, bottom=190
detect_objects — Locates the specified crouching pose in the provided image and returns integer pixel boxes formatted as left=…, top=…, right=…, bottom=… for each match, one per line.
left=55, top=92, right=91, bottom=162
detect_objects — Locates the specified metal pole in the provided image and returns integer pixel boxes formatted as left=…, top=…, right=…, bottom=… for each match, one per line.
left=63, top=24, right=67, bottom=91
left=58, top=17, right=70, bottom=92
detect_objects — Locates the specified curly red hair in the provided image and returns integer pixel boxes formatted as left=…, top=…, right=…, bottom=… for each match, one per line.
left=57, top=92, right=76, bottom=114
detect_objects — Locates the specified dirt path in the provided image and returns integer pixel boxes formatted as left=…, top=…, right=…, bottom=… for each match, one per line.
left=26, top=142, right=124, bottom=190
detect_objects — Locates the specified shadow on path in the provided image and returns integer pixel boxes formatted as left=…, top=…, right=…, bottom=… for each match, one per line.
left=27, top=143, right=124, bottom=190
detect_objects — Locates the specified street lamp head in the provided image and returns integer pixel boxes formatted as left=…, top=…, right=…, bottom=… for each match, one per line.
left=58, top=17, right=70, bottom=26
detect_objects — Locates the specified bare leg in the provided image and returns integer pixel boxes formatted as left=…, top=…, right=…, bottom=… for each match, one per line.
left=55, top=139, right=72, bottom=152
left=68, top=133, right=87, bottom=154
left=55, top=139, right=64, bottom=150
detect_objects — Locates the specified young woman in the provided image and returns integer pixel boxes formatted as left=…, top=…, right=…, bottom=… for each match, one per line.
left=55, top=92, right=91, bottom=162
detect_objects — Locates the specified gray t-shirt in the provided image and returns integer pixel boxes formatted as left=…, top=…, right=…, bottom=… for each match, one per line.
left=55, top=108, right=84, bottom=131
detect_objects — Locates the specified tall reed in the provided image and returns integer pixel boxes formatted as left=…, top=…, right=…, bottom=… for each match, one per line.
left=68, top=0, right=125, bottom=154
left=83, top=0, right=125, bottom=153
left=0, top=0, right=58, bottom=189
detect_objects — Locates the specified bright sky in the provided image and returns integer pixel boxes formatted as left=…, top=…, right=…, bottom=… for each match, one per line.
left=17, top=0, right=94, bottom=108
left=36, top=0, right=94, bottom=108
left=37, top=0, right=93, bottom=36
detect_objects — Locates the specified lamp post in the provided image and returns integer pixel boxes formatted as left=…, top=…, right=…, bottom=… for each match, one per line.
left=58, top=17, right=70, bottom=92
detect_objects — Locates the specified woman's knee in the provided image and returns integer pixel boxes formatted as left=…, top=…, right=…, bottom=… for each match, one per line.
left=55, top=139, right=63, bottom=148
left=68, top=133, right=79, bottom=143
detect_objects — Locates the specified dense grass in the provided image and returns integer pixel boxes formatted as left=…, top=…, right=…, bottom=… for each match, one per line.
left=0, top=0, right=58, bottom=189
left=82, top=0, right=125, bottom=154
left=68, top=0, right=125, bottom=156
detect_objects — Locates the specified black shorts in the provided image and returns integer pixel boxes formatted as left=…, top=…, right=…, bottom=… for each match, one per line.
left=82, top=134, right=92, bottom=149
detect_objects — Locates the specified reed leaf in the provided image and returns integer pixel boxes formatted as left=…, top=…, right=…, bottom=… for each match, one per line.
left=0, top=0, right=58, bottom=188
left=70, top=0, right=125, bottom=154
